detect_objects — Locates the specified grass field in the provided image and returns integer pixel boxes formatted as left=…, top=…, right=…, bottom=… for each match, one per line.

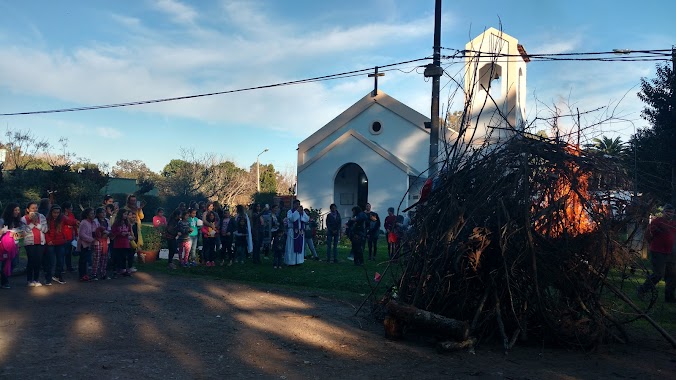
left=139, top=237, right=401, bottom=303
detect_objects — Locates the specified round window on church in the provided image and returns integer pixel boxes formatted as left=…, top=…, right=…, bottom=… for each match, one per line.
left=370, top=121, right=383, bottom=135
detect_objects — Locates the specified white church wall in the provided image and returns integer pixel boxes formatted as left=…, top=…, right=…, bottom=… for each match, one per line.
left=297, top=135, right=409, bottom=221
left=304, top=103, right=429, bottom=173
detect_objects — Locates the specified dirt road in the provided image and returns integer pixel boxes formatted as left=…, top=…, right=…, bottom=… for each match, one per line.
left=1, top=271, right=674, bottom=379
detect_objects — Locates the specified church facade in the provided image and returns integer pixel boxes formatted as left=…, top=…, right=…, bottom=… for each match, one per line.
left=296, top=90, right=430, bottom=221
left=296, top=28, right=528, bottom=223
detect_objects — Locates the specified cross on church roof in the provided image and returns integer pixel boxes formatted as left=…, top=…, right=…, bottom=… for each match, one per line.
left=368, top=66, right=385, bottom=97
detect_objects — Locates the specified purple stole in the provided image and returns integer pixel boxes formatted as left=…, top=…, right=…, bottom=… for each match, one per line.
left=293, top=215, right=304, bottom=253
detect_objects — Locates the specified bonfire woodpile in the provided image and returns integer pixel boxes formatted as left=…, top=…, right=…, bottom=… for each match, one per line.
left=380, top=132, right=675, bottom=350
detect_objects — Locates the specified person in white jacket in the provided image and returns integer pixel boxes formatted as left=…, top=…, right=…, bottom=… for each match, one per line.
left=21, top=201, right=48, bottom=287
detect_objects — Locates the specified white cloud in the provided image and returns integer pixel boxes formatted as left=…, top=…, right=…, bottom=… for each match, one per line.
left=152, top=0, right=198, bottom=25
left=0, top=4, right=434, bottom=137
left=96, top=127, right=123, bottom=139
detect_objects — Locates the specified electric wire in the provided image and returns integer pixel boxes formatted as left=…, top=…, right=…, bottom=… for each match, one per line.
left=0, top=57, right=431, bottom=116
left=1, top=47, right=673, bottom=116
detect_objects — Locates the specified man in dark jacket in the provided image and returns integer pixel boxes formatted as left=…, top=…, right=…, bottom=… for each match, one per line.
left=347, top=206, right=367, bottom=266
left=325, top=204, right=341, bottom=263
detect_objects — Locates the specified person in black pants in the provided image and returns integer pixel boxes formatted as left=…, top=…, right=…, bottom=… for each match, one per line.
left=220, top=209, right=236, bottom=266
left=366, top=211, right=381, bottom=260
left=348, top=206, right=367, bottom=266
left=165, top=210, right=180, bottom=269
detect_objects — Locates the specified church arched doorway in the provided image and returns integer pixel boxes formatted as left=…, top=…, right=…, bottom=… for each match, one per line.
left=334, top=163, right=368, bottom=215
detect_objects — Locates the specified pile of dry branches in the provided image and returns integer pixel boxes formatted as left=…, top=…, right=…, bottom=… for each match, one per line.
left=374, top=29, right=674, bottom=350
left=388, top=132, right=664, bottom=349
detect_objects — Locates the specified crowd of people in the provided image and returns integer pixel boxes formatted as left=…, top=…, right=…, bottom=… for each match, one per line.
left=153, top=199, right=410, bottom=270
left=0, top=193, right=411, bottom=289
left=0, top=194, right=148, bottom=288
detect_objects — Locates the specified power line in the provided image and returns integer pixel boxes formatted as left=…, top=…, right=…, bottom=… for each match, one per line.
left=0, top=57, right=431, bottom=116
left=442, top=47, right=672, bottom=57
left=440, top=48, right=672, bottom=62
left=2, top=47, right=672, bottom=117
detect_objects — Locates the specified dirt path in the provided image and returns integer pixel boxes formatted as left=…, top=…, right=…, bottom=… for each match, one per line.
left=1, top=271, right=675, bottom=379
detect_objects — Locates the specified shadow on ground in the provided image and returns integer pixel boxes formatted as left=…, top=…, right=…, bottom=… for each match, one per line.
left=1, top=271, right=675, bottom=379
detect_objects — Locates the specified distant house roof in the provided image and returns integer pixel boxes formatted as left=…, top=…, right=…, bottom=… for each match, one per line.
left=100, top=177, right=159, bottom=196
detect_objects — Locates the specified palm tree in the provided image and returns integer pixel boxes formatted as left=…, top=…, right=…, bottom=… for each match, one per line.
left=591, top=136, right=628, bottom=158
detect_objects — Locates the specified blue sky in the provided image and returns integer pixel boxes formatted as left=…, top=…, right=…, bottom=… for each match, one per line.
left=0, top=0, right=673, bottom=173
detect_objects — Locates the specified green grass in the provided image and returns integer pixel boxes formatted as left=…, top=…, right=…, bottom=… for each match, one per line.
left=138, top=239, right=401, bottom=301
left=602, top=265, right=676, bottom=334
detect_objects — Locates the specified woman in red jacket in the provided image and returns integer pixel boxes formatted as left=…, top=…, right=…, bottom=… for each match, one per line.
left=45, top=205, right=74, bottom=285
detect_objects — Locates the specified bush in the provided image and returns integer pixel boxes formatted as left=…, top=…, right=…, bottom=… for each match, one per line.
left=141, top=224, right=162, bottom=251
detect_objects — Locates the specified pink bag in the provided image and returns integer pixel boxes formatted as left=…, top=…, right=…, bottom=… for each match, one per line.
left=0, top=232, right=19, bottom=277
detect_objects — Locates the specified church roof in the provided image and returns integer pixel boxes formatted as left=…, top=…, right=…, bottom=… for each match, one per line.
left=297, top=129, right=421, bottom=176
left=298, top=90, right=430, bottom=154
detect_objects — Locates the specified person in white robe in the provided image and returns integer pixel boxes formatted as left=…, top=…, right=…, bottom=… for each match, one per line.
left=284, top=200, right=309, bottom=266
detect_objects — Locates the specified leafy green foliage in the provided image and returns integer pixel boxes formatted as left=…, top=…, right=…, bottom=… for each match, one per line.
left=141, top=223, right=162, bottom=251
left=633, top=62, right=676, bottom=203
left=592, top=136, right=628, bottom=158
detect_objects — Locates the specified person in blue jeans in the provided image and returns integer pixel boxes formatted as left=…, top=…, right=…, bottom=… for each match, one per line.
left=325, top=203, right=341, bottom=263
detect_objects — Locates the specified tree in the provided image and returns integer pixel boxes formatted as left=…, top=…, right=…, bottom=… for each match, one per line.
left=591, top=136, right=628, bottom=158
left=275, top=165, right=296, bottom=195
left=1, top=130, right=50, bottom=170
left=636, top=61, right=676, bottom=204
left=160, top=158, right=197, bottom=196
left=111, top=159, right=156, bottom=180
left=160, top=151, right=255, bottom=207
left=250, top=163, right=277, bottom=193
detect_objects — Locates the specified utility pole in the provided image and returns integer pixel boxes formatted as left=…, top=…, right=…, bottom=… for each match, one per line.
left=426, top=0, right=443, bottom=178
left=257, top=148, right=269, bottom=193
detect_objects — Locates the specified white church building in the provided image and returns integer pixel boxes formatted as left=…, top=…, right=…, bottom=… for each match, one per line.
left=296, top=28, right=528, bottom=220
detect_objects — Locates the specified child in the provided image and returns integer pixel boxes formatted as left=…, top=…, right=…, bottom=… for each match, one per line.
left=153, top=208, right=167, bottom=228
left=77, top=208, right=96, bottom=282
left=22, top=202, right=48, bottom=287
left=304, top=208, right=319, bottom=260
left=201, top=211, right=218, bottom=267
left=45, top=205, right=74, bottom=285
left=62, top=201, right=78, bottom=273
left=272, top=228, right=286, bottom=269
left=110, top=209, right=133, bottom=277
left=177, top=210, right=193, bottom=267
left=92, top=207, right=110, bottom=280
left=164, top=210, right=180, bottom=269
left=188, top=208, right=199, bottom=266
left=384, top=207, right=397, bottom=260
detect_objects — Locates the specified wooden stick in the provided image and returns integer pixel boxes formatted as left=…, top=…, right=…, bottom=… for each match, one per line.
left=599, top=276, right=676, bottom=348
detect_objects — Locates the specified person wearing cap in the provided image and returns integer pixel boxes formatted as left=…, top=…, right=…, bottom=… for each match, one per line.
left=638, top=204, right=676, bottom=303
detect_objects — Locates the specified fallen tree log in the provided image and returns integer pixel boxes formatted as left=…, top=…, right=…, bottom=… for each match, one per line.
left=437, top=338, right=476, bottom=353
left=385, top=300, right=469, bottom=341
